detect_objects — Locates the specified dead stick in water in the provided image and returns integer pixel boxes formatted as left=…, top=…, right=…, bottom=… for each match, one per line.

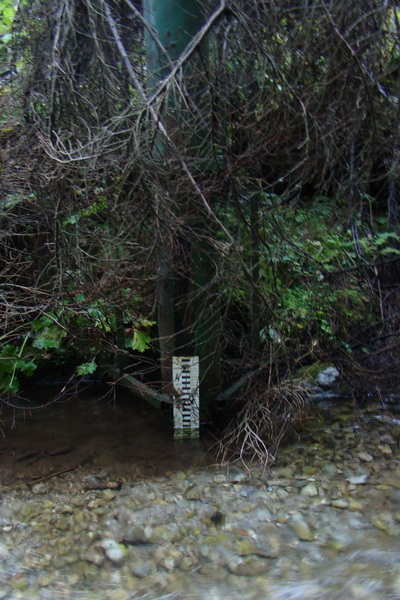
left=27, top=455, right=93, bottom=486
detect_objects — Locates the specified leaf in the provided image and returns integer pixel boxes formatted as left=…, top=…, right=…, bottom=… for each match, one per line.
left=32, top=327, right=67, bottom=350
left=380, top=247, right=400, bottom=256
left=76, top=361, right=97, bottom=376
left=0, top=374, right=20, bottom=393
left=380, top=233, right=399, bottom=244
left=0, top=359, right=15, bottom=374
left=0, top=344, right=18, bottom=358
left=15, top=360, right=37, bottom=377
left=32, top=318, right=46, bottom=331
left=131, top=330, right=151, bottom=352
left=137, top=319, right=156, bottom=328
left=62, top=197, right=108, bottom=228
left=0, top=345, right=18, bottom=374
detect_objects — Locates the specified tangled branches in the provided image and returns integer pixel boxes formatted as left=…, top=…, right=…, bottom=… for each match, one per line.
left=2, top=0, right=400, bottom=420
left=12, top=0, right=398, bottom=194
left=217, top=378, right=310, bottom=469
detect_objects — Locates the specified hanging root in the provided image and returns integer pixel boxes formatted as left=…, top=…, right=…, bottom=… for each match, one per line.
left=216, top=379, right=310, bottom=470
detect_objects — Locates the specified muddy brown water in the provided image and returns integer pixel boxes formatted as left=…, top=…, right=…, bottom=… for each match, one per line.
left=1, top=389, right=400, bottom=600
left=0, top=387, right=212, bottom=485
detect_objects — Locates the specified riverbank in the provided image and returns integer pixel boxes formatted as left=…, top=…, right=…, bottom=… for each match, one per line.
left=0, top=397, right=399, bottom=599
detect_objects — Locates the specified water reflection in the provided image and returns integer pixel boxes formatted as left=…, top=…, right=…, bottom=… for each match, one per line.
left=0, top=387, right=212, bottom=484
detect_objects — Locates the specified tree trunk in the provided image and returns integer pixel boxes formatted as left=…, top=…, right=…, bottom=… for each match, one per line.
left=250, top=194, right=261, bottom=360
left=193, top=235, right=221, bottom=415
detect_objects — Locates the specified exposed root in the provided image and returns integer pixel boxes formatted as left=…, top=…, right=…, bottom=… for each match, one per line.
left=217, top=379, right=310, bottom=470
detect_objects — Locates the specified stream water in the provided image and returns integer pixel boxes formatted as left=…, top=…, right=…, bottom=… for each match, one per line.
left=0, top=387, right=210, bottom=484
left=0, top=387, right=399, bottom=600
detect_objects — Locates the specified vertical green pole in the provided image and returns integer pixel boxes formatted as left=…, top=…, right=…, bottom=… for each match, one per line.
left=143, top=0, right=221, bottom=415
left=143, top=0, right=206, bottom=79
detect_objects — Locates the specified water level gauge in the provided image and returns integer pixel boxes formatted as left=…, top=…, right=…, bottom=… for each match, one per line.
left=172, top=356, right=200, bottom=439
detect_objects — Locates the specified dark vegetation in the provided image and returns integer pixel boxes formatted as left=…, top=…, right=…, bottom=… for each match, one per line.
left=1, top=0, right=399, bottom=463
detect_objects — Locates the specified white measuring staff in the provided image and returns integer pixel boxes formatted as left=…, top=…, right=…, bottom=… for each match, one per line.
left=172, top=356, right=200, bottom=439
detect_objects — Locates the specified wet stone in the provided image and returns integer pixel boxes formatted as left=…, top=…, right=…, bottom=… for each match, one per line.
left=358, top=451, right=374, bottom=462
left=83, top=546, right=104, bottom=567
left=31, top=483, right=47, bottom=495
left=347, top=473, right=369, bottom=485
left=148, top=524, right=178, bottom=543
left=122, top=525, right=152, bottom=544
left=236, top=537, right=279, bottom=559
left=1, top=396, right=400, bottom=600
left=274, top=466, right=295, bottom=478
left=131, top=558, right=153, bottom=578
left=321, top=464, right=339, bottom=476
left=185, top=485, right=204, bottom=500
left=301, top=482, right=319, bottom=497
left=253, top=507, right=273, bottom=521
left=291, top=516, right=316, bottom=541
left=348, top=499, right=363, bottom=511
left=228, top=556, right=271, bottom=576
left=331, top=498, right=350, bottom=509
left=100, top=539, right=127, bottom=563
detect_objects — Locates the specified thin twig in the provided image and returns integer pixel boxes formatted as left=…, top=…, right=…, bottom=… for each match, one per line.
left=27, top=455, right=93, bottom=486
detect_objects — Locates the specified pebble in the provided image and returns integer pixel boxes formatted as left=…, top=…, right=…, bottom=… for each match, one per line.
left=291, top=515, right=316, bottom=541
left=228, top=556, right=270, bottom=576
left=100, top=539, right=127, bottom=563
left=347, top=473, right=369, bottom=485
left=122, top=524, right=152, bottom=544
left=300, top=482, right=319, bottom=497
left=214, top=474, right=228, bottom=483
left=331, top=499, right=350, bottom=509
left=358, top=452, right=374, bottom=462
left=253, top=507, right=273, bottom=521
left=131, top=559, right=153, bottom=578
left=0, top=400, right=400, bottom=600
left=185, top=485, right=204, bottom=500
left=83, top=544, right=105, bottom=566
left=31, top=484, right=47, bottom=495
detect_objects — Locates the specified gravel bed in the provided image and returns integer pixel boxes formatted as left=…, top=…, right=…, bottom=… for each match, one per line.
left=0, top=401, right=400, bottom=599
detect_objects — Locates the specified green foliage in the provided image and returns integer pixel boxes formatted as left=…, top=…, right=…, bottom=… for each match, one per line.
left=75, top=300, right=115, bottom=333
left=131, top=330, right=151, bottom=352
left=32, top=314, right=68, bottom=350
left=76, top=361, right=97, bottom=376
left=0, top=314, right=69, bottom=393
left=1, top=193, right=35, bottom=208
left=0, top=0, right=17, bottom=76
left=0, top=341, right=37, bottom=393
left=2, top=0, right=398, bottom=401
left=62, top=195, right=108, bottom=227
left=356, top=229, right=400, bottom=257
left=246, top=198, right=387, bottom=349
left=0, top=0, right=15, bottom=42
left=0, top=296, right=156, bottom=393
left=130, top=320, right=155, bottom=353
